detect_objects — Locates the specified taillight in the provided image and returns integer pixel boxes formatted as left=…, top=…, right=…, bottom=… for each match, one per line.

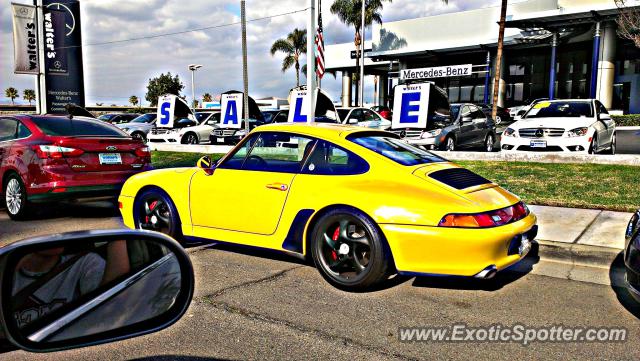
left=134, top=146, right=150, bottom=157
left=33, top=145, right=84, bottom=159
left=438, top=202, right=530, bottom=228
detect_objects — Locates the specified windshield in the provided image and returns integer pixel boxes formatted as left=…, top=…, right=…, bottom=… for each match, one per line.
left=525, top=101, right=593, bottom=118
left=131, top=113, right=156, bottom=123
left=262, top=111, right=277, bottom=123
left=31, top=117, right=129, bottom=137
left=348, top=134, right=444, bottom=166
left=98, top=114, right=115, bottom=121
left=450, top=105, right=461, bottom=120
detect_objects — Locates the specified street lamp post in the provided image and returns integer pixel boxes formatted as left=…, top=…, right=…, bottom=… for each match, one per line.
left=188, top=64, right=203, bottom=111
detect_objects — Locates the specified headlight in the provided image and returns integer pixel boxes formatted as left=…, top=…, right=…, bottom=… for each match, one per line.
left=503, top=127, right=516, bottom=137
left=566, top=127, right=588, bottom=137
left=421, top=129, right=442, bottom=138
left=235, top=130, right=246, bottom=136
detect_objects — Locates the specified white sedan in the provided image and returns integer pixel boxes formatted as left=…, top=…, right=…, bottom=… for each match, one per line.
left=336, top=107, right=391, bottom=130
left=147, top=112, right=219, bottom=145
left=500, top=99, right=616, bottom=154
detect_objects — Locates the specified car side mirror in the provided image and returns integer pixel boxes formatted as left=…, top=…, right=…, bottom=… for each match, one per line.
left=461, top=116, right=472, bottom=124
left=517, top=110, right=526, bottom=117
left=348, top=117, right=358, bottom=125
left=0, top=229, right=194, bottom=353
left=599, top=113, right=611, bottom=121
left=197, top=156, right=215, bottom=175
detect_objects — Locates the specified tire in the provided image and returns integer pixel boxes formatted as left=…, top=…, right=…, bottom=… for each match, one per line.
left=444, top=136, right=456, bottom=152
left=588, top=134, right=598, bottom=155
left=495, top=115, right=502, bottom=125
left=131, top=131, right=146, bottom=143
left=181, top=133, right=199, bottom=145
left=4, top=173, right=31, bottom=220
left=607, top=133, right=616, bottom=155
left=309, top=207, right=391, bottom=290
left=133, top=188, right=183, bottom=242
left=484, top=134, right=495, bottom=152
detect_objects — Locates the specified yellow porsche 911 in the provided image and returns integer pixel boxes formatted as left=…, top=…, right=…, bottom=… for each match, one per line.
left=119, top=123, right=537, bottom=290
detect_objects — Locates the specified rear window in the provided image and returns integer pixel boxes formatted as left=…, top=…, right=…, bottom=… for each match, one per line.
left=348, top=133, right=444, bottom=166
left=31, top=117, right=129, bottom=137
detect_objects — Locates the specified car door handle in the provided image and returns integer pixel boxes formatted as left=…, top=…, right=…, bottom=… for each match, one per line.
left=266, top=183, right=288, bottom=191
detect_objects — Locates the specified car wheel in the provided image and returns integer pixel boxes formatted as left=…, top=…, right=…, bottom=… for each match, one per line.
left=607, top=133, right=616, bottom=155
left=134, top=188, right=183, bottom=241
left=484, top=134, right=495, bottom=152
left=4, top=174, right=31, bottom=220
left=495, top=115, right=502, bottom=125
left=310, top=207, right=391, bottom=290
left=181, top=133, right=199, bottom=145
left=445, top=136, right=456, bottom=151
left=588, top=134, right=598, bottom=155
left=132, top=132, right=146, bottom=143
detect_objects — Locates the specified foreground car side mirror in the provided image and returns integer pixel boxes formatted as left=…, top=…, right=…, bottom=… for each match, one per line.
left=197, top=156, right=215, bottom=175
left=0, top=229, right=194, bottom=353
left=599, top=113, right=612, bottom=121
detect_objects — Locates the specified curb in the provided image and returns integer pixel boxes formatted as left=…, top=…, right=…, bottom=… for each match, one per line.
left=535, top=239, right=622, bottom=269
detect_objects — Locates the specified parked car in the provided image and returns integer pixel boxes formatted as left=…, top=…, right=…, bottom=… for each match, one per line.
left=476, top=103, right=511, bottom=125
left=0, top=115, right=151, bottom=219
left=119, top=123, right=537, bottom=290
left=148, top=112, right=219, bottom=144
left=509, top=98, right=549, bottom=121
left=98, top=113, right=140, bottom=124
left=210, top=118, right=263, bottom=145
left=624, top=209, right=640, bottom=302
left=371, top=105, right=392, bottom=120
left=500, top=99, right=616, bottom=154
left=116, top=113, right=157, bottom=142
left=402, top=103, right=496, bottom=152
left=262, top=109, right=289, bottom=124
left=336, top=107, right=391, bottom=130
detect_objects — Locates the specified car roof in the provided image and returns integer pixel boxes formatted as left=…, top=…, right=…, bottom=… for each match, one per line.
left=255, top=122, right=386, bottom=140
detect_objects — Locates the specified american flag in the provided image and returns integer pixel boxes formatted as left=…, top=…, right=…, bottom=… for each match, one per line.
left=315, top=1, right=325, bottom=79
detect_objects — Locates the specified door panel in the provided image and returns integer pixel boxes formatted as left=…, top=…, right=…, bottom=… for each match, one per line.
left=457, top=106, right=474, bottom=145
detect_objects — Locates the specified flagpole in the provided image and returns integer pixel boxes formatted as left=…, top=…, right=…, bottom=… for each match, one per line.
left=317, top=0, right=322, bottom=89
left=307, top=0, right=316, bottom=122
left=359, top=0, right=365, bottom=107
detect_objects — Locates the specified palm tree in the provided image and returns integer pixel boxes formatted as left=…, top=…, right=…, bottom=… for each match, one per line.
left=129, top=95, right=139, bottom=107
left=270, top=28, right=307, bottom=87
left=5, top=87, right=18, bottom=105
left=23, top=89, right=36, bottom=106
left=202, top=93, right=213, bottom=103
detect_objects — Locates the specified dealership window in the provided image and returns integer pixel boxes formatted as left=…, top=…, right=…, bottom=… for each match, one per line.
left=473, top=85, right=485, bottom=103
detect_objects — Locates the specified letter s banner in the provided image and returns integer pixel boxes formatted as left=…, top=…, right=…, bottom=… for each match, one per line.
left=220, top=93, right=243, bottom=129
left=287, top=89, right=311, bottom=123
left=391, top=83, right=430, bottom=129
left=156, top=94, right=176, bottom=128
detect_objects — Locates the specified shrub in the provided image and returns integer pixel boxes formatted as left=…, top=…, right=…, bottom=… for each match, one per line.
left=612, top=114, right=640, bottom=127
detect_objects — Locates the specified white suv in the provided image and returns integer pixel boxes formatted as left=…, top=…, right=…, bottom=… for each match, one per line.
left=500, top=99, right=616, bottom=154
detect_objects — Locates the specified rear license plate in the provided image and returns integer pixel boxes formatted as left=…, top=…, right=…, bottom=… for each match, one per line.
left=530, top=140, right=547, bottom=148
left=519, top=234, right=531, bottom=256
left=217, top=138, right=225, bottom=142
left=99, top=153, right=122, bottom=165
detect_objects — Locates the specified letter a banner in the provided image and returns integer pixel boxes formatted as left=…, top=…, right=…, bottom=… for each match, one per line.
left=220, top=93, right=243, bottom=129
left=12, top=3, right=39, bottom=74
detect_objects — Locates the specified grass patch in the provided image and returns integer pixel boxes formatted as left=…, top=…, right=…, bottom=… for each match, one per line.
left=151, top=151, right=639, bottom=212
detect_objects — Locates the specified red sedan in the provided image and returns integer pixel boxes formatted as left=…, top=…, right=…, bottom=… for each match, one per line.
left=0, top=115, right=151, bottom=220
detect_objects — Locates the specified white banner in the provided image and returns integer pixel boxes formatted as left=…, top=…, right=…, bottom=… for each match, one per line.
left=11, top=3, right=39, bottom=74
left=156, top=95, right=177, bottom=128
left=287, top=89, right=311, bottom=123
left=220, top=93, right=243, bottom=129
left=391, top=83, right=431, bottom=129
left=400, top=64, right=472, bottom=80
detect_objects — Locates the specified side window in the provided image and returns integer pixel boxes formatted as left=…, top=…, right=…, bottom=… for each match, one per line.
left=242, top=132, right=315, bottom=173
left=218, top=133, right=260, bottom=170
left=17, top=122, right=31, bottom=138
left=347, top=109, right=363, bottom=124
left=460, top=106, right=472, bottom=120
left=273, top=112, right=288, bottom=123
left=362, top=109, right=378, bottom=121
left=302, top=140, right=369, bottom=176
left=471, top=107, right=486, bottom=120
left=597, top=101, right=608, bottom=115
left=0, top=118, right=18, bottom=142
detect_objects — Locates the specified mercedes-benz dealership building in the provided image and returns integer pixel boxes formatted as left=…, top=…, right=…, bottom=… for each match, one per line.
left=325, top=0, right=640, bottom=114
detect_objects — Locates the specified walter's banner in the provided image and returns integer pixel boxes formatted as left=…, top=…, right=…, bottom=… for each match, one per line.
left=220, top=93, right=243, bottom=129
left=156, top=95, right=177, bottom=128
left=391, top=82, right=431, bottom=129
left=287, top=89, right=311, bottom=123
left=11, top=3, right=39, bottom=74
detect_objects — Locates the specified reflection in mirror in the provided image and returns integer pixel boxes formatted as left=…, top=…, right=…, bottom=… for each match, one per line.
left=9, top=238, right=181, bottom=344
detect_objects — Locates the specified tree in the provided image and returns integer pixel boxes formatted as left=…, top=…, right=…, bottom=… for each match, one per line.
left=129, top=95, right=139, bottom=107
left=23, top=89, right=36, bottom=106
left=270, top=28, right=307, bottom=87
left=192, top=100, right=200, bottom=109
left=615, top=0, right=640, bottom=47
left=202, top=93, right=213, bottom=103
left=145, top=72, right=185, bottom=106
left=5, top=87, right=18, bottom=105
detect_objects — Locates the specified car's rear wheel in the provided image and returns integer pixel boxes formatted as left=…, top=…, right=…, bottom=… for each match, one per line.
left=495, top=115, right=502, bottom=125
left=310, top=207, right=390, bottom=290
left=134, top=188, right=183, bottom=241
left=445, top=136, right=456, bottom=151
left=182, top=133, right=199, bottom=145
left=4, top=174, right=31, bottom=220
left=484, top=134, right=495, bottom=152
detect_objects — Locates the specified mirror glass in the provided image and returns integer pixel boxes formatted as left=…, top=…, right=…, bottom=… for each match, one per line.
left=7, top=238, right=182, bottom=345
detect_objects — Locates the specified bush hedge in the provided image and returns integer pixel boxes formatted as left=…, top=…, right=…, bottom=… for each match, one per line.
left=612, top=114, right=640, bottom=127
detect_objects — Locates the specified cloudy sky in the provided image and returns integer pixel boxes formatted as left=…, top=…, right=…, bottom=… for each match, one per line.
left=1, top=0, right=512, bottom=106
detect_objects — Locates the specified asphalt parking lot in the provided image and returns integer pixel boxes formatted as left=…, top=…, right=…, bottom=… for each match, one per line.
left=2, top=202, right=640, bottom=360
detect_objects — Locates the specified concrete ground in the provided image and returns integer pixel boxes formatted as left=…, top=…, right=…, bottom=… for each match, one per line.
left=1, top=202, right=639, bottom=360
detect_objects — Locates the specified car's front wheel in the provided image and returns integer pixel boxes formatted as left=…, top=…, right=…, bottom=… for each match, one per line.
left=484, top=134, right=495, bottom=152
left=310, top=207, right=391, bottom=290
left=4, top=173, right=31, bottom=220
left=445, top=136, right=456, bottom=151
left=181, top=133, right=199, bottom=145
left=134, top=188, right=183, bottom=241
left=607, top=133, right=616, bottom=155
left=588, top=134, right=598, bottom=155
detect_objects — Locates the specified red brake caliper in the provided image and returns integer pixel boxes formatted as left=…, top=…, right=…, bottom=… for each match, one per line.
left=330, top=226, right=340, bottom=261
left=146, top=201, right=158, bottom=223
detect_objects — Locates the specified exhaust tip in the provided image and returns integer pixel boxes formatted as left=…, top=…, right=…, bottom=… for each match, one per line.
left=474, top=265, right=497, bottom=279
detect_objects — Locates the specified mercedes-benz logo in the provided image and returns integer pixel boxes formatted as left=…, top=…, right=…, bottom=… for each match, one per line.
left=535, top=129, right=544, bottom=138
left=18, top=7, right=28, bottom=15
left=53, top=60, right=62, bottom=69
left=400, top=130, right=406, bottom=138
left=106, top=146, right=118, bottom=151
